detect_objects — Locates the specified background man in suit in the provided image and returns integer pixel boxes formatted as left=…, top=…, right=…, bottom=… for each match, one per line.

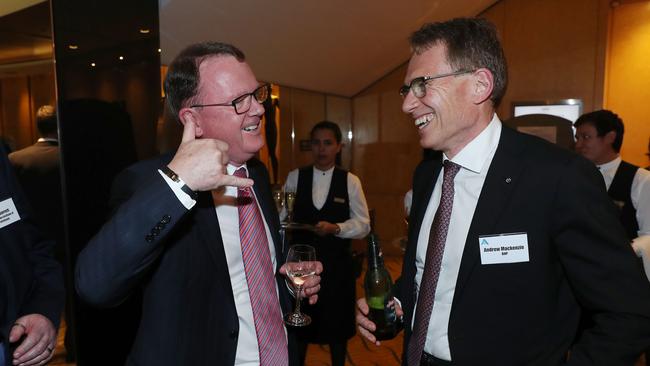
left=574, top=110, right=650, bottom=240
left=357, top=18, right=650, bottom=366
left=9, top=105, right=63, bottom=250
left=75, top=42, right=322, bottom=365
left=0, top=144, right=64, bottom=366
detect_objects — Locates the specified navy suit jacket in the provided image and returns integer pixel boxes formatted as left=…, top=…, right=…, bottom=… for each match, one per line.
left=398, top=126, right=650, bottom=366
left=75, top=155, right=297, bottom=365
left=0, top=145, right=64, bottom=361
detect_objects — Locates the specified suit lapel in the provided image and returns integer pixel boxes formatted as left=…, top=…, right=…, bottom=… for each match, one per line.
left=248, top=163, right=284, bottom=270
left=452, top=127, right=528, bottom=305
left=194, top=191, right=233, bottom=290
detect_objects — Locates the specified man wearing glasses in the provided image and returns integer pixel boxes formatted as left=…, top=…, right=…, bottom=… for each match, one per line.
left=356, top=18, right=650, bottom=365
left=76, top=42, right=322, bottom=366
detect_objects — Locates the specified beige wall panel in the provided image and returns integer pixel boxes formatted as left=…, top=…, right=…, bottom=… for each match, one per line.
left=484, top=0, right=604, bottom=119
left=277, top=86, right=295, bottom=184
left=282, top=88, right=326, bottom=175
left=605, top=1, right=650, bottom=167
left=325, top=95, right=353, bottom=170
left=1, top=77, right=33, bottom=149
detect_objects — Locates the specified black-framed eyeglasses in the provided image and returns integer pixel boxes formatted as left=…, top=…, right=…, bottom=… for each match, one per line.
left=399, top=70, right=474, bottom=98
left=190, top=83, right=269, bottom=114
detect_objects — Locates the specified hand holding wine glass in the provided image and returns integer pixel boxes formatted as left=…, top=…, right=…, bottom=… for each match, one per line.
left=284, top=244, right=317, bottom=326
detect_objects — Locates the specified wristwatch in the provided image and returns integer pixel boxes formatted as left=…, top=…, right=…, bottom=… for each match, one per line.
left=161, top=165, right=198, bottom=199
left=334, top=224, right=341, bottom=235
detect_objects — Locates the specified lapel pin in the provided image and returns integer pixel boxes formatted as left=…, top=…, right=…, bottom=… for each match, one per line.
left=505, top=177, right=512, bottom=184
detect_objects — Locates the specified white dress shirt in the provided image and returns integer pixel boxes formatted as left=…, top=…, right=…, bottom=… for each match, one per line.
left=413, top=115, right=502, bottom=361
left=159, top=163, right=284, bottom=365
left=282, top=166, right=371, bottom=239
left=597, top=157, right=650, bottom=236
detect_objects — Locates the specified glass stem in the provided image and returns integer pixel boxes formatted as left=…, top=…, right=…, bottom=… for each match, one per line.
left=294, top=285, right=303, bottom=314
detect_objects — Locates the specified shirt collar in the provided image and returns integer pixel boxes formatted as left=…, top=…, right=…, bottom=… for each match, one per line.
left=444, top=113, right=502, bottom=174
left=313, top=166, right=334, bottom=176
left=597, top=156, right=621, bottom=180
left=227, top=163, right=248, bottom=176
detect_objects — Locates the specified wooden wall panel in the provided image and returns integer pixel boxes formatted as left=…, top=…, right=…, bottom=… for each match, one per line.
left=1, top=77, right=33, bottom=150
left=325, top=95, right=352, bottom=170
left=604, top=0, right=650, bottom=167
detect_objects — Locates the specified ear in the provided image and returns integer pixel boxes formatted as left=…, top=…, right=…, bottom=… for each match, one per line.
left=604, top=130, right=617, bottom=146
left=471, top=68, right=494, bottom=105
left=178, top=107, right=204, bottom=137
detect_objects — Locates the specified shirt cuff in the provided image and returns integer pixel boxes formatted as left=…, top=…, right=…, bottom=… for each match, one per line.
left=158, top=169, right=197, bottom=210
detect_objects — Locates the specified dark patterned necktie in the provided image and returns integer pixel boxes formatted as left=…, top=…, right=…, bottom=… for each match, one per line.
left=407, top=160, right=461, bottom=366
left=234, top=168, right=288, bottom=365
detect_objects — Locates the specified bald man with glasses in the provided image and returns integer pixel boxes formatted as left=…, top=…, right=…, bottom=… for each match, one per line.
left=76, top=42, right=322, bottom=366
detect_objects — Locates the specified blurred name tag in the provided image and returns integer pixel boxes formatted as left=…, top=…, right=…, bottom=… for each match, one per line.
left=479, top=232, right=529, bottom=265
left=0, top=198, right=20, bottom=229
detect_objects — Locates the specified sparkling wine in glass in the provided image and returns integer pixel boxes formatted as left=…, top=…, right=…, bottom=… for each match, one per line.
left=284, top=191, right=296, bottom=223
left=284, top=244, right=316, bottom=327
left=273, top=189, right=284, bottom=214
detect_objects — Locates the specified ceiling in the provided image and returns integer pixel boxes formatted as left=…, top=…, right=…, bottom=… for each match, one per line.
left=159, top=0, right=498, bottom=97
left=0, top=0, right=499, bottom=96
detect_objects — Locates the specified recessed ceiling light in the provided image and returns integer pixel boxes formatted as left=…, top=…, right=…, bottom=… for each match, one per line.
left=68, top=45, right=78, bottom=50
left=90, top=62, right=96, bottom=67
left=139, top=29, right=150, bottom=34
left=157, top=48, right=161, bottom=53
left=119, top=56, right=124, bottom=60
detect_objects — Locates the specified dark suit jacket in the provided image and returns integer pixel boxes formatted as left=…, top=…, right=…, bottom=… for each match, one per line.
left=8, top=141, right=64, bottom=255
left=75, top=155, right=298, bottom=366
left=0, top=145, right=64, bottom=361
left=398, top=126, right=650, bottom=366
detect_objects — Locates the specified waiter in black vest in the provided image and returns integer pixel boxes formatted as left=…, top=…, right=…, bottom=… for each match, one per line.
left=574, top=110, right=650, bottom=241
left=282, top=121, right=370, bottom=366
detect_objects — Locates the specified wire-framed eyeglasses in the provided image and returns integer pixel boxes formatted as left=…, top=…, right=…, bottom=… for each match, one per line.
left=399, top=70, right=474, bottom=98
left=190, top=83, right=269, bottom=114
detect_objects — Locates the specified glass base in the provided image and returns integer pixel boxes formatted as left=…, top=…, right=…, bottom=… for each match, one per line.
left=284, top=312, right=311, bottom=327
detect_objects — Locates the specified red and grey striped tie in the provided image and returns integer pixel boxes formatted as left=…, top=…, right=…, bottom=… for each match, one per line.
left=235, top=167, right=288, bottom=365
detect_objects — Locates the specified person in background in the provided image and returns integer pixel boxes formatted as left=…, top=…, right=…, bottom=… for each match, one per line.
left=282, top=121, right=370, bottom=366
left=9, top=105, right=64, bottom=259
left=356, top=17, right=650, bottom=366
left=574, top=110, right=650, bottom=240
left=0, top=144, right=64, bottom=366
left=75, top=42, right=322, bottom=366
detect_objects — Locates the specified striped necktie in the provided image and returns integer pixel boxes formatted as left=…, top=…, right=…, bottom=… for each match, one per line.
left=407, top=160, right=461, bottom=366
left=234, top=167, right=289, bottom=365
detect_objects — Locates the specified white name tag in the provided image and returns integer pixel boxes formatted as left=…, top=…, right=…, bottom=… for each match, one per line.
left=479, top=232, right=529, bottom=265
left=0, top=198, right=21, bottom=229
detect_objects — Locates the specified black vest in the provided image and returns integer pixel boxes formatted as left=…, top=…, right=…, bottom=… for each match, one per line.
left=292, top=166, right=350, bottom=251
left=608, top=160, right=640, bottom=240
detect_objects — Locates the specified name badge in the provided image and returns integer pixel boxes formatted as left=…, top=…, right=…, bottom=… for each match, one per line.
left=333, top=197, right=346, bottom=204
left=479, top=232, right=529, bottom=265
left=0, top=198, right=21, bottom=229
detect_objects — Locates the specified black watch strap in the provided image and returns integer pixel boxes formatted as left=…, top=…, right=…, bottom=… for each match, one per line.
left=161, top=166, right=198, bottom=199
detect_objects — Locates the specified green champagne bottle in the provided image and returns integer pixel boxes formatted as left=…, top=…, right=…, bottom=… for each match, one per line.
left=364, top=211, right=398, bottom=340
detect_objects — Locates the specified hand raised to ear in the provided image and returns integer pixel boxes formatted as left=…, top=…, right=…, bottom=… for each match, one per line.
left=168, top=119, right=253, bottom=192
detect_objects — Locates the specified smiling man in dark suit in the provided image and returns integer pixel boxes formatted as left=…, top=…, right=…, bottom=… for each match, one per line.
left=75, top=42, right=322, bottom=366
left=357, top=18, right=650, bottom=366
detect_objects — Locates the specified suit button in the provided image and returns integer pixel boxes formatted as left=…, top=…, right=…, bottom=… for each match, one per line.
left=229, top=330, right=238, bottom=339
left=145, top=234, right=154, bottom=242
left=152, top=227, right=160, bottom=235
left=155, top=223, right=164, bottom=230
left=161, top=215, right=171, bottom=224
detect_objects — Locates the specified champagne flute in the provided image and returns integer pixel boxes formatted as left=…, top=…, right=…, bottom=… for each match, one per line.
left=284, top=244, right=316, bottom=326
left=284, top=191, right=296, bottom=223
left=272, top=189, right=284, bottom=214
